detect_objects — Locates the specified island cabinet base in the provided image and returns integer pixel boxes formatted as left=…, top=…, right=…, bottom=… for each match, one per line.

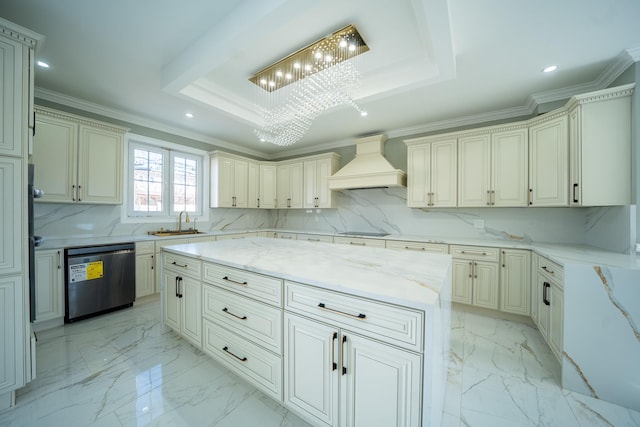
left=160, top=237, right=451, bottom=427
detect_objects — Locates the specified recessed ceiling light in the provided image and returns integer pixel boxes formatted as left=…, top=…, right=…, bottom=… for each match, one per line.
left=360, top=111, right=368, bottom=117
left=37, top=60, right=49, bottom=68
left=543, top=65, right=558, bottom=73
left=185, top=112, right=194, bottom=118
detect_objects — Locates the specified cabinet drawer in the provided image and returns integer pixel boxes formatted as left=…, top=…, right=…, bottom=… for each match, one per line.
left=332, top=236, right=386, bottom=248
left=272, top=232, right=296, bottom=240
left=386, top=240, right=449, bottom=254
left=135, top=241, right=155, bottom=255
left=450, top=245, right=500, bottom=262
left=537, top=255, right=563, bottom=286
left=155, top=238, right=190, bottom=253
left=285, top=281, right=423, bottom=352
left=202, top=284, right=282, bottom=353
left=162, top=252, right=201, bottom=279
left=296, top=233, right=334, bottom=243
left=203, top=319, right=282, bottom=400
left=203, top=262, right=283, bottom=307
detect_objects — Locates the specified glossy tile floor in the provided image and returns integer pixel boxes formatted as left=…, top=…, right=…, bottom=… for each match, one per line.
left=1, top=297, right=638, bottom=426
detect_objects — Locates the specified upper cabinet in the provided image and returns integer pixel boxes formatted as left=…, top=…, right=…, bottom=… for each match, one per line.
left=303, top=154, right=340, bottom=208
left=258, top=163, right=277, bottom=209
left=567, top=84, right=634, bottom=206
left=528, top=113, right=568, bottom=207
left=0, top=35, right=25, bottom=157
left=404, top=137, right=457, bottom=208
left=276, top=161, right=303, bottom=209
left=32, top=107, right=127, bottom=204
left=210, top=152, right=249, bottom=208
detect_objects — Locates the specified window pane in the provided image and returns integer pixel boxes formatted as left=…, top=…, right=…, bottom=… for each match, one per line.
left=173, top=155, right=198, bottom=212
left=132, top=148, right=163, bottom=212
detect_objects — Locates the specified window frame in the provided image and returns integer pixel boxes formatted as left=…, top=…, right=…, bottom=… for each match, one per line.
left=122, top=133, right=209, bottom=224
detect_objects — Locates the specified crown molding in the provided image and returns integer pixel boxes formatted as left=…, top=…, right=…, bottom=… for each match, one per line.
left=34, top=87, right=270, bottom=159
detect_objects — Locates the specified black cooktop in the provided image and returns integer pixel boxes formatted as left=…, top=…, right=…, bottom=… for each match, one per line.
left=339, top=231, right=389, bottom=237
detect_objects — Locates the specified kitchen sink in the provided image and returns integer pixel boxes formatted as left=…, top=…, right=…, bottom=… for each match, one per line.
left=147, top=229, right=204, bottom=237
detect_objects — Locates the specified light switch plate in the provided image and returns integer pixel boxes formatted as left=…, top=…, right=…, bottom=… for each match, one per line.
left=636, top=243, right=640, bottom=254
left=473, top=219, right=485, bottom=229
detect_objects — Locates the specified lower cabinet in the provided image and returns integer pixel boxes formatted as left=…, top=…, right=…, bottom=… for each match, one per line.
left=284, top=312, right=422, bottom=427
left=162, top=253, right=202, bottom=348
left=451, top=245, right=500, bottom=310
left=33, top=249, right=64, bottom=327
left=499, top=249, right=531, bottom=315
left=135, top=241, right=155, bottom=298
left=0, top=275, right=25, bottom=395
left=532, top=254, right=564, bottom=361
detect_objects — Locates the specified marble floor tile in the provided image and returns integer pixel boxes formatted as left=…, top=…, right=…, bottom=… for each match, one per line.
left=1, top=297, right=638, bottom=426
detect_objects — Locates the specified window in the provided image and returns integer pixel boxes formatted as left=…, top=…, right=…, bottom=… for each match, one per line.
left=125, top=134, right=207, bottom=222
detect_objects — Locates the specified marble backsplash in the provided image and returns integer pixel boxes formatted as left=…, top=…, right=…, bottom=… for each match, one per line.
left=35, top=188, right=635, bottom=253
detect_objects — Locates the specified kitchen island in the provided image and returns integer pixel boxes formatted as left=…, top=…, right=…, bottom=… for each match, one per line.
left=161, top=237, right=452, bottom=427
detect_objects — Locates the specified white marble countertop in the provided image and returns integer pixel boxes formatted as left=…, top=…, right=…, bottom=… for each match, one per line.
left=37, top=228, right=640, bottom=270
left=162, top=237, right=452, bottom=311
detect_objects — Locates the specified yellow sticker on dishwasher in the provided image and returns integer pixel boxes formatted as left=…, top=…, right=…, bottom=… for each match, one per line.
left=69, top=261, right=104, bottom=282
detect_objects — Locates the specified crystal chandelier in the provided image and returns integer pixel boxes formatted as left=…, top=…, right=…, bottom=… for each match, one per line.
left=250, top=25, right=369, bottom=146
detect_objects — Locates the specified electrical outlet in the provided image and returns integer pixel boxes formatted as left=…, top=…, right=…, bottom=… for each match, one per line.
left=473, top=219, right=485, bottom=229
left=636, top=243, right=640, bottom=253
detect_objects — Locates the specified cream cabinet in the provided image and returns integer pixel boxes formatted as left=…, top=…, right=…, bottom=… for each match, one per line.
left=303, top=154, right=340, bottom=208
left=532, top=253, right=564, bottom=361
left=404, top=138, right=457, bottom=207
left=332, top=236, right=386, bottom=248
left=284, top=282, right=423, bottom=427
left=458, top=128, right=528, bottom=207
left=0, top=275, right=25, bottom=396
left=528, top=113, right=568, bottom=206
left=0, top=157, right=23, bottom=276
left=451, top=245, right=500, bottom=309
left=499, top=249, right=530, bottom=316
left=162, top=252, right=202, bottom=348
left=32, top=107, right=126, bottom=204
left=258, top=163, right=277, bottom=208
left=568, top=84, right=634, bottom=206
left=135, top=241, right=155, bottom=298
left=0, top=35, right=26, bottom=157
left=277, top=161, right=303, bottom=208
left=210, top=152, right=249, bottom=208
left=33, top=249, right=64, bottom=327
left=385, top=240, right=448, bottom=254
left=247, top=160, right=260, bottom=208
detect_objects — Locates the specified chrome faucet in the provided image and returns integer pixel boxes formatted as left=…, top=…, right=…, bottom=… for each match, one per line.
left=178, top=211, right=190, bottom=231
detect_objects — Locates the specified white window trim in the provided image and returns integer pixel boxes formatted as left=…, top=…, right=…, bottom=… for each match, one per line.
left=121, top=133, right=209, bottom=224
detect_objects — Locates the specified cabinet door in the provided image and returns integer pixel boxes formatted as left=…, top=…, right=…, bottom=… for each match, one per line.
left=247, top=161, right=260, bottom=208
left=548, top=283, right=563, bottom=361
left=303, top=161, right=317, bottom=208
left=34, top=249, right=63, bottom=322
left=289, top=162, right=304, bottom=208
left=232, top=158, right=248, bottom=208
left=451, top=260, right=473, bottom=304
left=78, top=125, right=123, bottom=204
left=0, top=37, right=24, bottom=157
left=258, top=163, right=277, bottom=208
left=0, top=157, right=23, bottom=275
left=431, top=139, right=457, bottom=207
left=342, top=333, right=422, bottom=427
left=180, top=276, right=202, bottom=347
left=276, top=164, right=290, bottom=208
left=0, top=275, right=24, bottom=394
left=529, top=254, right=539, bottom=324
left=528, top=115, right=568, bottom=206
left=135, top=253, right=155, bottom=298
left=406, top=144, right=429, bottom=207
left=285, top=313, right=339, bottom=426
left=458, top=134, right=490, bottom=207
left=568, top=107, right=581, bottom=206
left=499, top=249, right=530, bottom=315
left=212, top=155, right=234, bottom=207
left=163, top=273, right=181, bottom=332
left=472, top=261, right=499, bottom=310
left=492, top=129, right=528, bottom=207
left=32, top=113, right=78, bottom=203
left=315, top=157, right=336, bottom=208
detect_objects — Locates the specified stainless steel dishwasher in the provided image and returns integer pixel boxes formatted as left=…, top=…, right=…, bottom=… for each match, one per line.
left=65, top=242, right=136, bottom=322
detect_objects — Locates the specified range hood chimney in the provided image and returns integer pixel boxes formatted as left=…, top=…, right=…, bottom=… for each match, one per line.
left=328, top=134, right=406, bottom=190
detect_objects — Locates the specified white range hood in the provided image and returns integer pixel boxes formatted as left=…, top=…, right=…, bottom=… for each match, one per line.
left=328, top=134, right=407, bottom=190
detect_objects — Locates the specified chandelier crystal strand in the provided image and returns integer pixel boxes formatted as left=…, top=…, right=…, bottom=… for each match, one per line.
left=251, top=25, right=368, bottom=146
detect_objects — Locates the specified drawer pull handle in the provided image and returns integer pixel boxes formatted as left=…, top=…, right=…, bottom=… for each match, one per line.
left=222, top=307, right=247, bottom=320
left=349, top=242, right=366, bottom=246
left=341, top=335, right=348, bottom=375
left=308, top=238, right=321, bottom=242
left=318, top=303, right=366, bottom=319
left=541, top=266, right=555, bottom=275
left=222, top=276, right=248, bottom=286
left=460, top=250, right=487, bottom=256
left=543, top=282, right=551, bottom=306
left=171, top=261, right=188, bottom=268
left=405, top=246, right=426, bottom=251
left=222, top=346, right=247, bottom=362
